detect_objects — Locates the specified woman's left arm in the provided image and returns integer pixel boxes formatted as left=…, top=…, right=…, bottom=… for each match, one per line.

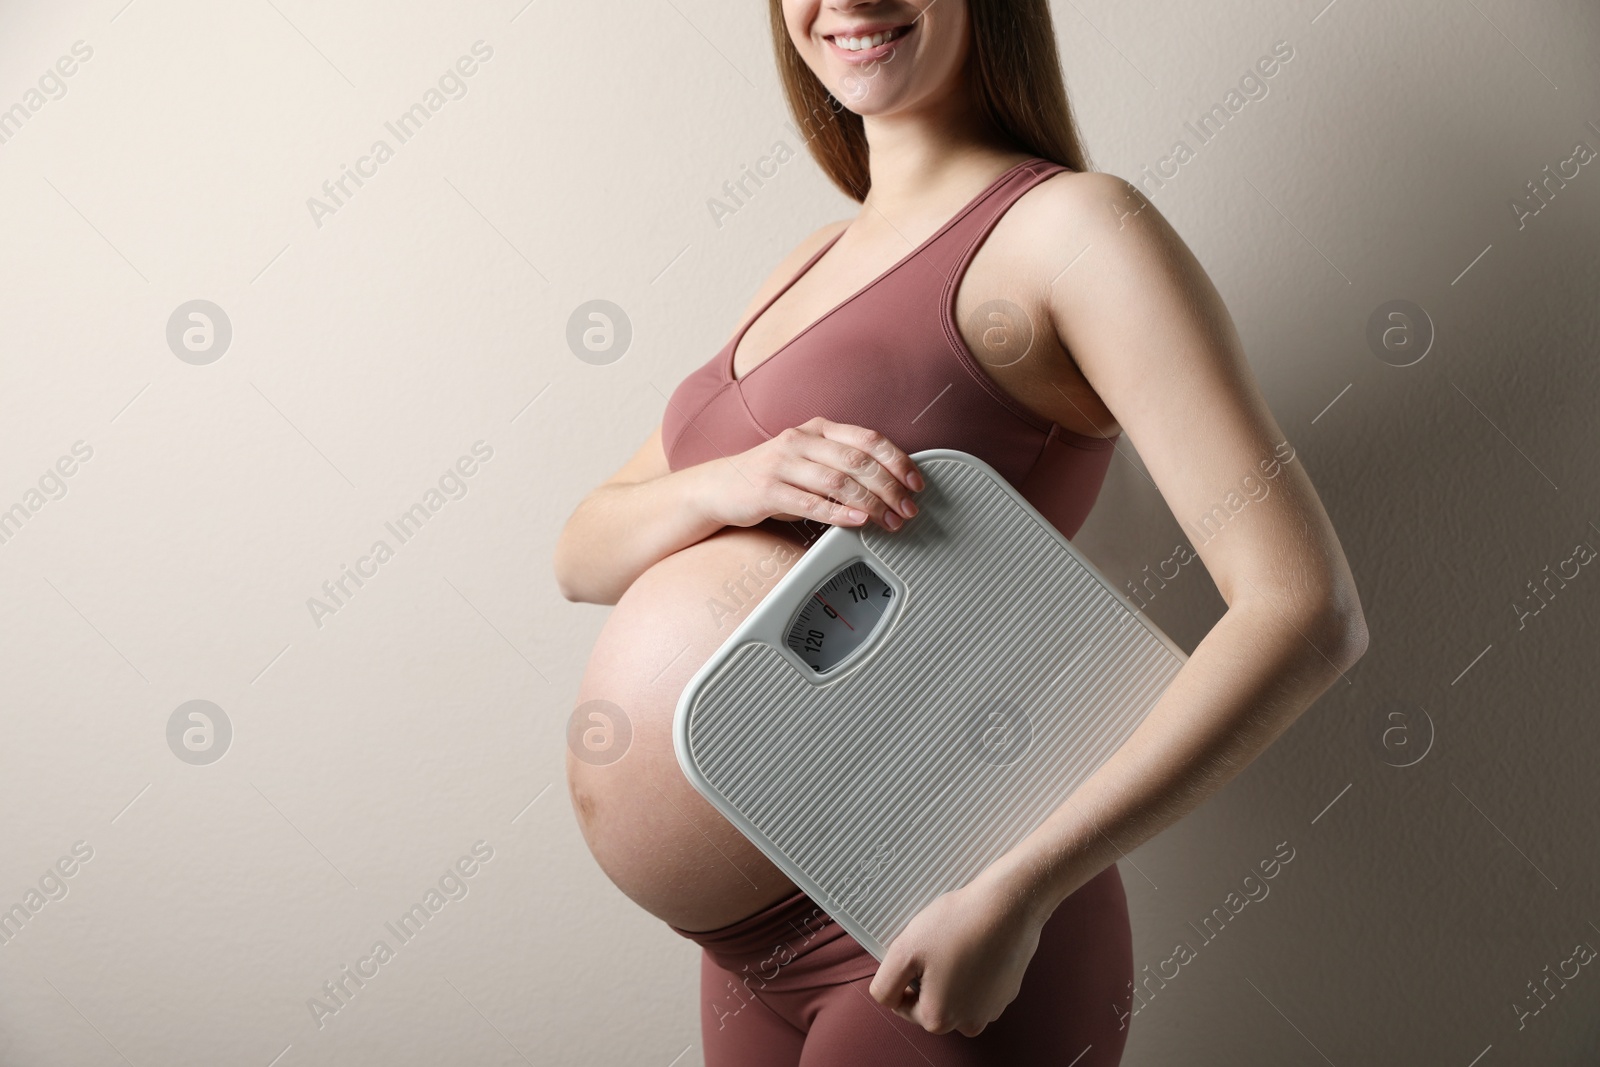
left=987, top=168, right=1370, bottom=917
left=871, top=172, right=1369, bottom=1035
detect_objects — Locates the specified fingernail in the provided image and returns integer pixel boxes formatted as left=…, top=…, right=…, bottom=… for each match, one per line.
left=908, top=470, right=925, bottom=491
left=848, top=508, right=868, bottom=523
left=884, top=511, right=902, bottom=529
left=900, top=498, right=918, bottom=518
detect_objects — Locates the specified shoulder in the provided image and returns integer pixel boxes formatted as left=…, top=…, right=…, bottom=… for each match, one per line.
left=1012, top=169, right=1212, bottom=313
left=1011, top=169, right=1166, bottom=251
left=733, top=219, right=851, bottom=322
left=988, top=168, right=1196, bottom=301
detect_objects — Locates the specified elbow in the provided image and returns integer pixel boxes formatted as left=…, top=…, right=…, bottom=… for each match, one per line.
left=1305, top=588, right=1369, bottom=672
left=562, top=583, right=621, bottom=607
left=552, top=554, right=618, bottom=606
left=1241, top=577, right=1368, bottom=671
left=1326, top=572, right=1370, bottom=668
left=567, top=584, right=622, bottom=607
left=552, top=503, right=621, bottom=604
left=554, top=570, right=610, bottom=606
left=555, top=572, right=610, bottom=605
left=551, top=538, right=587, bottom=604
left=1329, top=606, right=1369, bottom=669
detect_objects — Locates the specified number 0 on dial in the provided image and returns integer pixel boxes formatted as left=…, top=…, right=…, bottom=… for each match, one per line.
left=783, top=560, right=895, bottom=674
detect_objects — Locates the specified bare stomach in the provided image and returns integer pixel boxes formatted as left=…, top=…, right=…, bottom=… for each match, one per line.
left=566, top=523, right=816, bottom=933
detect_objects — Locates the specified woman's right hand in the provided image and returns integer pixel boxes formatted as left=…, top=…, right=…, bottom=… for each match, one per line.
left=700, top=416, right=925, bottom=532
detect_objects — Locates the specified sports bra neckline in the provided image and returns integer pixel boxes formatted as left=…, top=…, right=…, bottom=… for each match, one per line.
left=725, top=155, right=1048, bottom=387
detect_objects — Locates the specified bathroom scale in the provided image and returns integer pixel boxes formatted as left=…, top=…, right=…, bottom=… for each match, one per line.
left=672, top=448, right=1188, bottom=961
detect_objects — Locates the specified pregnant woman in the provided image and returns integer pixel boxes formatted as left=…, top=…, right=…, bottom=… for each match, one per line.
left=554, top=1, right=1368, bottom=1064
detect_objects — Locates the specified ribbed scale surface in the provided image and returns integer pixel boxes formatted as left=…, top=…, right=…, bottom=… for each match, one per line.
left=682, top=457, right=1186, bottom=955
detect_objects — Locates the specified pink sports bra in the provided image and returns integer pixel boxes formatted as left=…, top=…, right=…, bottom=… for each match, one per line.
left=661, top=156, right=1119, bottom=543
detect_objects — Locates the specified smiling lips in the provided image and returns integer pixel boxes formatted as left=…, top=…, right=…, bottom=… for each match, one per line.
left=824, top=22, right=913, bottom=61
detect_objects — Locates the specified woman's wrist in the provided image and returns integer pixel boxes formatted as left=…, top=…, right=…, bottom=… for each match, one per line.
left=974, top=822, right=1105, bottom=930
left=972, top=850, right=1053, bottom=931
left=681, top=459, right=731, bottom=530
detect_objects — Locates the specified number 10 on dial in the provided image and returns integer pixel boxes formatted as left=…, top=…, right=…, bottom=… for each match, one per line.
left=783, top=560, right=895, bottom=674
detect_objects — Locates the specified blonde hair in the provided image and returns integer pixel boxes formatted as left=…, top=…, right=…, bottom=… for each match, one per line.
left=768, top=0, right=1093, bottom=201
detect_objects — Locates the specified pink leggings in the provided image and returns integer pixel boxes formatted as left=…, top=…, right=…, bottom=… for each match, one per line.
left=668, top=864, right=1133, bottom=1066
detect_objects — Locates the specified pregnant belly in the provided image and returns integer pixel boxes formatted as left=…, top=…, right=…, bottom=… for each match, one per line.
left=566, top=523, right=815, bottom=933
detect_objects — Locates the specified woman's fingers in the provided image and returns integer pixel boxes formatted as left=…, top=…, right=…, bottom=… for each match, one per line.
left=792, top=428, right=920, bottom=525
left=751, top=420, right=923, bottom=531
left=868, top=950, right=922, bottom=1011
left=777, top=460, right=889, bottom=524
left=807, top=417, right=925, bottom=496
left=780, top=459, right=892, bottom=528
left=772, top=482, right=869, bottom=528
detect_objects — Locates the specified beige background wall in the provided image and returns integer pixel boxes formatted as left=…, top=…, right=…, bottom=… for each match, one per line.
left=2, top=0, right=1598, bottom=1064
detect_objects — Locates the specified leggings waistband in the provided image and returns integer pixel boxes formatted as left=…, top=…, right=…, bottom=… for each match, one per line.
left=668, top=887, right=844, bottom=960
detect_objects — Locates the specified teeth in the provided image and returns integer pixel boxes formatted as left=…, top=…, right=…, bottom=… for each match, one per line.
left=837, top=28, right=899, bottom=51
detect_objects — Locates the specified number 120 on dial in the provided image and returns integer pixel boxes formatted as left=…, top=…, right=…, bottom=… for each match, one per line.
left=783, top=560, right=894, bottom=674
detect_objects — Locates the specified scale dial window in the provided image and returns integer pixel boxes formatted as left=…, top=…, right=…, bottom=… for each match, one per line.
left=784, top=560, right=895, bottom=674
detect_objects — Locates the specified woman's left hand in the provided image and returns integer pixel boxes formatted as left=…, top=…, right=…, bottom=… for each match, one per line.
left=867, top=874, right=1046, bottom=1036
